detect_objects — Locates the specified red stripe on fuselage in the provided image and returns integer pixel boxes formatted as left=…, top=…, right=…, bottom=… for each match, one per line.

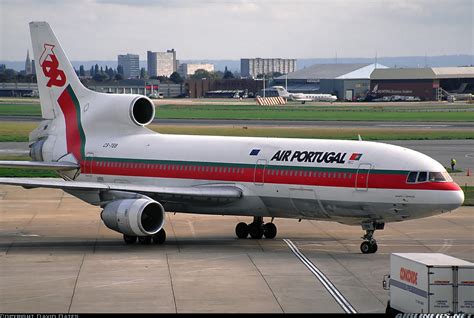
left=57, top=87, right=82, bottom=160
left=86, top=161, right=461, bottom=191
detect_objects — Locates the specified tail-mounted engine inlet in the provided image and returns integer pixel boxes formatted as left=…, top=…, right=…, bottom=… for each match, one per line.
left=130, top=96, right=155, bottom=126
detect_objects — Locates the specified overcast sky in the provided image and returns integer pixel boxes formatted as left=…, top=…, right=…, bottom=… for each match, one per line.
left=1, top=0, right=473, bottom=61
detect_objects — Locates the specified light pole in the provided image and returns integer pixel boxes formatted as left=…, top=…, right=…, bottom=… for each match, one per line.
left=263, top=74, right=265, bottom=98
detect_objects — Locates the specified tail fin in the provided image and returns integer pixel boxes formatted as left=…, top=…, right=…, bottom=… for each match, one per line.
left=30, top=21, right=89, bottom=119
left=272, top=86, right=290, bottom=98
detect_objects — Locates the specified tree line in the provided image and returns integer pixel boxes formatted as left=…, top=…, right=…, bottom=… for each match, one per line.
left=0, top=63, right=239, bottom=84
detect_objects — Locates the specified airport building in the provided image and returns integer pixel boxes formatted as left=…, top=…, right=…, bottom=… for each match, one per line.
left=117, top=53, right=140, bottom=79
left=273, top=63, right=387, bottom=101
left=370, top=67, right=474, bottom=101
left=178, top=63, right=214, bottom=79
left=186, top=78, right=263, bottom=98
left=147, top=49, right=177, bottom=77
left=85, top=79, right=186, bottom=97
left=241, top=58, right=296, bottom=78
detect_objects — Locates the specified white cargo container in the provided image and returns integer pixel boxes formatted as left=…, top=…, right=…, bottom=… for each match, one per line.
left=384, top=253, right=474, bottom=314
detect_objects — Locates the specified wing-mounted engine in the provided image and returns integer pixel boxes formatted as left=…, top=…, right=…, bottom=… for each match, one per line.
left=100, top=198, right=165, bottom=236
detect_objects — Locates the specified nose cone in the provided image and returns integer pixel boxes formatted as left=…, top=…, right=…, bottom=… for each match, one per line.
left=446, top=189, right=465, bottom=211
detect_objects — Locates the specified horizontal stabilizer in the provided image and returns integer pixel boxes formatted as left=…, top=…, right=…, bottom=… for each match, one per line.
left=0, top=161, right=79, bottom=171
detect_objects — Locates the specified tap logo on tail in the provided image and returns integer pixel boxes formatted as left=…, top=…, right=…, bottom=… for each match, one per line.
left=39, top=44, right=66, bottom=88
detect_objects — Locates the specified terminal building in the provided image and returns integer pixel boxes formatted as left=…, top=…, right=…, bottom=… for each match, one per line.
left=117, top=53, right=140, bottom=79
left=273, top=63, right=387, bottom=101
left=147, top=49, right=177, bottom=77
left=370, top=67, right=474, bottom=101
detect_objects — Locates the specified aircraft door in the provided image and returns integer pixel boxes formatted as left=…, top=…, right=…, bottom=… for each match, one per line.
left=253, top=159, right=267, bottom=185
left=355, top=163, right=371, bottom=191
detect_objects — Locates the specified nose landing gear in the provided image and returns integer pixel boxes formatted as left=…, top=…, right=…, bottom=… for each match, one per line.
left=360, top=229, right=378, bottom=254
left=360, top=222, right=384, bottom=254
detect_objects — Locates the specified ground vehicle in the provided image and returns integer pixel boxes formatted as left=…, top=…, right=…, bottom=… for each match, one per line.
left=148, top=92, right=164, bottom=99
left=383, top=253, right=474, bottom=314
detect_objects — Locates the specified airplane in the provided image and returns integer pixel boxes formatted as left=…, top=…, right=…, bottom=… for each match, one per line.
left=0, top=22, right=465, bottom=254
left=272, top=86, right=338, bottom=104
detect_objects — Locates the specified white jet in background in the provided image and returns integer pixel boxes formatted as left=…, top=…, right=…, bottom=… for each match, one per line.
left=0, top=22, right=464, bottom=253
left=272, top=86, right=338, bottom=103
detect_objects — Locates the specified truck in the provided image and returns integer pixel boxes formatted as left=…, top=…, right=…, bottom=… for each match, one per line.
left=383, top=253, right=474, bottom=315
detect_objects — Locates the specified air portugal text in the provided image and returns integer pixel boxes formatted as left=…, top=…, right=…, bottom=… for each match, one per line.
left=271, top=150, right=347, bottom=164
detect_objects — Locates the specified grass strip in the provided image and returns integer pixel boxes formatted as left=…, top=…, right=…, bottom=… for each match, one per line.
left=1, top=122, right=474, bottom=142
left=1, top=102, right=474, bottom=121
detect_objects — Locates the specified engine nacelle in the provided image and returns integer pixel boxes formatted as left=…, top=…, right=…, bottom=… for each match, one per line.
left=88, top=93, right=156, bottom=127
left=29, top=138, right=46, bottom=161
left=101, top=198, right=165, bottom=236
left=129, top=96, right=155, bottom=126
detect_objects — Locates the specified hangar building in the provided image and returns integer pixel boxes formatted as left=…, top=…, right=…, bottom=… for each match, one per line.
left=272, top=63, right=388, bottom=101
left=370, top=67, right=474, bottom=101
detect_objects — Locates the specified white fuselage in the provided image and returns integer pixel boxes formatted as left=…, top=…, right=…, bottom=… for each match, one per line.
left=51, top=120, right=463, bottom=225
left=290, top=93, right=338, bottom=103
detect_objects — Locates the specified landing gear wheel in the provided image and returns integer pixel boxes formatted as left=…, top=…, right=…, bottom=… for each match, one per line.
left=360, top=240, right=377, bottom=254
left=371, top=242, right=378, bottom=253
left=360, top=241, right=371, bottom=254
left=248, top=223, right=264, bottom=239
left=123, top=234, right=137, bottom=244
left=263, top=223, right=277, bottom=239
left=235, top=222, right=249, bottom=239
left=138, top=236, right=152, bottom=245
left=152, top=229, right=166, bottom=244
left=360, top=223, right=383, bottom=254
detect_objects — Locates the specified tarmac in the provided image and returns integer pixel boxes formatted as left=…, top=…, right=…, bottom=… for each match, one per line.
left=0, top=185, right=472, bottom=313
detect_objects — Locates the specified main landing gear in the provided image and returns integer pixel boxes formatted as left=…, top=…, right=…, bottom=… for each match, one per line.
left=235, top=216, right=277, bottom=239
left=123, top=228, right=166, bottom=245
left=360, top=222, right=384, bottom=254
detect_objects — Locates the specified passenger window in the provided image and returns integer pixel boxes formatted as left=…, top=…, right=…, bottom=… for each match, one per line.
left=417, top=171, right=427, bottom=182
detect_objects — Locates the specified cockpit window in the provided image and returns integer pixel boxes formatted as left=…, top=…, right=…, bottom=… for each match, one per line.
left=417, top=172, right=427, bottom=182
left=407, top=171, right=451, bottom=183
left=407, top=172, right=418, bottom=183
left=429, top=172, right=446, bottom=182
left=442, top=171, right=453, bottom=182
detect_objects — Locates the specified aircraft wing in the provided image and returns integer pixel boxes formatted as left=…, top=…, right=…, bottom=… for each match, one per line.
left=0, top=161, right=79, bottom=171
left=0, top=177, right=243, bottom=205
